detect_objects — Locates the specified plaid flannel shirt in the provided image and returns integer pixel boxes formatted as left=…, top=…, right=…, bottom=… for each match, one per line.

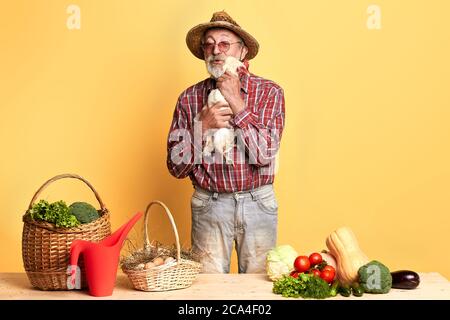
left=167, top=64, right=285, bottom=193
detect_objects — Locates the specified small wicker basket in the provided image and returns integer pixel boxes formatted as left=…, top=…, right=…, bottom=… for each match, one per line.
left=21, top=173, right=111, bottom=290
left=122, top=200, right=202, bottom=291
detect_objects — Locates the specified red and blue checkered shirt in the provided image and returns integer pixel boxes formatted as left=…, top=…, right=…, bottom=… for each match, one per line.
left=167, top=63, right=285, bottom=193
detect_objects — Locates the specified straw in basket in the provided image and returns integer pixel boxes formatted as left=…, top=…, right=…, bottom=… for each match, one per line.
left=22, top=173, right=111, bottom=290
left=122, top=200, right=202, bottom=291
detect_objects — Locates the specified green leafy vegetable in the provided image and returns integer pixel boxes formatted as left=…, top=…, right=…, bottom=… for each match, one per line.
left=27, top=199, right=80, bottom=228
left=273, top=273, right=331, bottom=299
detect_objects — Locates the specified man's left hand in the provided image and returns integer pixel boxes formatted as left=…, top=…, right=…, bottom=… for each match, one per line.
left=216, top=71, right=245, bottom=114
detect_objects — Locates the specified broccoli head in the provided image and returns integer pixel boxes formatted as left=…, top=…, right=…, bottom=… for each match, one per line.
left=358, top=260, right=392, bottom=294
left=68, top=202, right=99, bottom=224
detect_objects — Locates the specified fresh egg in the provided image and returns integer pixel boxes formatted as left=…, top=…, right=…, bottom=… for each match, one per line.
left=164, top=257, right=176, bottom=264
left=136, top=263, right=145, bottom=270
left=153, top=257, right=164, bottom=266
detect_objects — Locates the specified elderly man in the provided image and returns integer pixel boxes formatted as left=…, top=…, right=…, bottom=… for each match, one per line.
left=167, top=11, right=285, bottom=273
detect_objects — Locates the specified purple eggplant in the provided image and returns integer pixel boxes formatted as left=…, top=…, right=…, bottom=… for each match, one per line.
left=391, top=270, right=420, bottom=289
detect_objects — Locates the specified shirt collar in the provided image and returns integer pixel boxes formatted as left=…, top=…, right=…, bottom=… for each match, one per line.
left=239, top=71, right=250, bottom=94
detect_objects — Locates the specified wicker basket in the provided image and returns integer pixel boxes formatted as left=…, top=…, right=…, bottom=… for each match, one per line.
left=22, top=173, right=111, bottom=290
left=122, top=200, right=202, bottom=291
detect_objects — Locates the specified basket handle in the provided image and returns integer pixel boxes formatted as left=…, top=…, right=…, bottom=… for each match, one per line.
left=143, top=200, right=181, bottom=262
left=27, top=173, right=107, bottom=212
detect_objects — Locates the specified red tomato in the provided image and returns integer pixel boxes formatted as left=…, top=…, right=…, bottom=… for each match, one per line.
left=290, top=270, right=299, bottom=278
left=310, top=269, right=321, bottom=277
left=322, top=265, right=336, bottom=273
left=308, top=252, right=323, bottom=266
left=320, top=269, right=335, bottom=283
left=294, top=256, right=311, bottom=273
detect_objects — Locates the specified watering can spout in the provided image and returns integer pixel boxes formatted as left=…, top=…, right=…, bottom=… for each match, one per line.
left=100, top=211, right=143, bottom=247
left=69, top=211, right=143, bottom=297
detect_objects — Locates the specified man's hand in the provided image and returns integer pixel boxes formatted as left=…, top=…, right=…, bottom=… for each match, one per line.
left=198, top=102, right=233, bottom=134
left=216, top=71, right=245, bottom=114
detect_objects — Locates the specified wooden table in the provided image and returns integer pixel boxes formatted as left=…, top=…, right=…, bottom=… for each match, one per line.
left=0, top=272, right=449, bottom=300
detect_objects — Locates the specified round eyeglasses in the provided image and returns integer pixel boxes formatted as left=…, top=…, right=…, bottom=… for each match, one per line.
left=201, top=41, right=243, bottom=53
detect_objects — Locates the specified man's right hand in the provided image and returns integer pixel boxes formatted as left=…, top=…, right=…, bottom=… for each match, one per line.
left=198, top=102, right=233, bottom=134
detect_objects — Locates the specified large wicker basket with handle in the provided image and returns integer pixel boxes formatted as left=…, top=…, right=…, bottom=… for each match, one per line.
left=22, top=173, right=111, bottom=290
left=122, top=200, right=202, bottom=291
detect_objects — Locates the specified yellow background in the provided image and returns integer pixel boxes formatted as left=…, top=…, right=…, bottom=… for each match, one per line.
left=1, top=0, right=449, bottom=279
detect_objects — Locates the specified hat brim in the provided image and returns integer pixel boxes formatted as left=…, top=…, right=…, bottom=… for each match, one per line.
left=186, top=21, right=259, bottom=60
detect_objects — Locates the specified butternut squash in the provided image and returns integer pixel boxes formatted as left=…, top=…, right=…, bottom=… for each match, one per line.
left=326, top=227, right=369, bottom=285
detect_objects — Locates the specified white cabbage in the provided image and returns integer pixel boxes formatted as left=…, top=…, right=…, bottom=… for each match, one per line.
left=265, top=245, right=298, bottom=281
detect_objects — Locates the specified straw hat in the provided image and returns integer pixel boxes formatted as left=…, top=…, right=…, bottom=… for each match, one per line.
left=186, top=11, right=259, bottom=60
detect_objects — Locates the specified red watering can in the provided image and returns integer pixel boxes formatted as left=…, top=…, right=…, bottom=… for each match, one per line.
left=69, top=211, right=143, bottom=297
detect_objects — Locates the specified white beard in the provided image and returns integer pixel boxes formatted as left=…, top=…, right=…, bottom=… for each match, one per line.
left=205, top=55, right=244, bottom=79
left=206, top=61, right=225, bottom=79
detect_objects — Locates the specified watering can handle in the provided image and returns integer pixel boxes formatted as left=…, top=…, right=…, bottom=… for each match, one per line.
left=143, top=201, right=181, bottom=262
left=69, top=240, right=83, bottom=267
left=27, top=173, right=107, bottom=212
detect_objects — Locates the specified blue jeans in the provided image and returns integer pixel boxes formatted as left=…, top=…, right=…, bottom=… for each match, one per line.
left=190, top=184, right=278, bottom=273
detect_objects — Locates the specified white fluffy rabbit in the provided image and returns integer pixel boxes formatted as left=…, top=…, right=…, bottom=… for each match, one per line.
left=203, top=56, right=245, bottom=164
